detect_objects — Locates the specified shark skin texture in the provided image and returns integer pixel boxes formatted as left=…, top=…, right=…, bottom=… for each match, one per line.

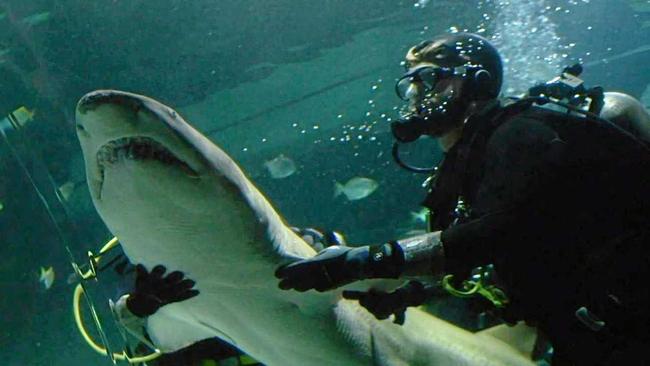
left=75, top=90, right=535, bottom=366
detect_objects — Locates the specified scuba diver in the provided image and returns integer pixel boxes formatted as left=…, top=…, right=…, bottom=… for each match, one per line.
left=275, top=32, right=650, bottom=365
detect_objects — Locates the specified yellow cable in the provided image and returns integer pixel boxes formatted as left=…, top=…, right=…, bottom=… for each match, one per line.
left=442, top=274, right=480, bottom=297
left=239, top=354, right=260, bottom=365
left=72, top=237, right=163, bottom=364
left=79, top=237, right=120, bottom=281
left=73, top=284, right=110, bottom=356
left=442, top=274, right=509, bottom=308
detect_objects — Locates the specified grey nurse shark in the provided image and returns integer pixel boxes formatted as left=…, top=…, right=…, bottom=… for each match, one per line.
left=75, top=90, right=536, bottom=366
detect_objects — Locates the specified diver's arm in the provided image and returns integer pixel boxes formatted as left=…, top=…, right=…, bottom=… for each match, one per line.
left=275, top=118, right=562, bottom=292
left=342, top=280, right=441, bottom=325
left=391, top=230, right=446, bottom=278
left=275, top=231, right=446, bottom=292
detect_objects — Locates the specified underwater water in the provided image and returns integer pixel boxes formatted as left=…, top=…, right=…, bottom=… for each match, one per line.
left=2, top=0, right=650, bottom=365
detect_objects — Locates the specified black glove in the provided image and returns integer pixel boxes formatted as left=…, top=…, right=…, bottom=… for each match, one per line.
left=127, top=264, right=200, bottom=318
left=342, top=281, right=431, bottom=325
left=275, top=244, right=403, bottom=292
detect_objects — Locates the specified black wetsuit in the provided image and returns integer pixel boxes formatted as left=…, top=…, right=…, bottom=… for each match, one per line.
left=424, top=102, right=650, bottom=365
left=144, top=338, right=262, bottom=366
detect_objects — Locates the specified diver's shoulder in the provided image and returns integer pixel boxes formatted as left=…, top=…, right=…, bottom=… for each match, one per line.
left=503, top=104, right=579, bottom=123
left=492, top=102, right=595, bottom=143
left=474, top=106, right=569, bottom=160
left=490, top=105, right=561, bottom=139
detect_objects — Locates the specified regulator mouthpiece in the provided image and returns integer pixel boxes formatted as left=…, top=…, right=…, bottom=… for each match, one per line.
left=391, top=115, right=428, bottom=143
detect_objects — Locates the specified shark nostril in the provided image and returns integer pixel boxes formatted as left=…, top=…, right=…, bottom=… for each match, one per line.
left=77, top=91, right=113, bottom=112
left=77, top=90, right=144, bottom=114
left=76, top=123, right=90, bottom=137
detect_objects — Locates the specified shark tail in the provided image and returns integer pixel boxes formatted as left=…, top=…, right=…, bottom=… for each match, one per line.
left=334, top=181, right=344, bottom=198
left=409, top=211, right=419, bottom=222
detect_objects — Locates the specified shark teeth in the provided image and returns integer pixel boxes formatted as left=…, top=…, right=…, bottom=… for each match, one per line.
left=98, top=137, right=178, bottom=164
left=96, top=137, right=198, bottom=192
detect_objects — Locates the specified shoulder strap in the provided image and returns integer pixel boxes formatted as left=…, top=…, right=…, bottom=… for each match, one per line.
left=423, top=99, right=534, bottom=230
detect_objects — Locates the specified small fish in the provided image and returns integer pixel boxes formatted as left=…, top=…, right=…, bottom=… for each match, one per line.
left=286, top=43, right=310, bottom=53
left=0, top=12, right=6, bottom=21
left=58, top=181, right=76, bottom=201
left=0, top=201, right=3, bottom=211
left=39, top=266, right=55, bottom=290
left=66, top=271, right=78, bottom=285
left=415, top=0, right=430, bottom=7
left=21, top=11, right=51, bottom=27
left=10, top=106, right=35, bottom=128
left=334, top=177, right=378, bottom=201
left=264, top=154, right=296, bottom=179
left=410, top=207, right=429, bottom=224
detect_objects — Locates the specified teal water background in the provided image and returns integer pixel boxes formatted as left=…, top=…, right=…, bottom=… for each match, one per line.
left=2, top=0, right=650, bottom=364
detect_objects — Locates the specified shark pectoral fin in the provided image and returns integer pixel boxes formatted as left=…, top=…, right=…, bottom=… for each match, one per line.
left=351, top=278, right=406, bottom=293
left=146, top=305, right=226, bottom=353
left=477, top=322, right=538, bottom=359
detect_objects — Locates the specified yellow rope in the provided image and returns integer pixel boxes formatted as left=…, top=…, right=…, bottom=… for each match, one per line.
left=73, top=284, right=110, bottom=356
left=72, top=237, right=163, bottom=363
left=239, top=354, right=261, bottom=365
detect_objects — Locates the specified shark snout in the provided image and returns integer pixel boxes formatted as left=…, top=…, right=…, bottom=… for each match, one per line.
left=75, top=90, right=208, bottom=199
left=77, top=90, right=144, bottom=115
left=75, top=90, right=159, bottom=142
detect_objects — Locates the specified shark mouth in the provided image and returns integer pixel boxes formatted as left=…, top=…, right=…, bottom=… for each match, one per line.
left=96, top=136, right=198, bottom=196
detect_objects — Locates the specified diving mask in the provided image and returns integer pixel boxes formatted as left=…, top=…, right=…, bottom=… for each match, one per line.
left=395, top=66, right=451, bottom=101
left=395, top=64, right=490, bottom=102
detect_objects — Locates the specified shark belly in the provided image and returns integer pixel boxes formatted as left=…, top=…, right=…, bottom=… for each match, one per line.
left=98, top=155, right=367, bottom=365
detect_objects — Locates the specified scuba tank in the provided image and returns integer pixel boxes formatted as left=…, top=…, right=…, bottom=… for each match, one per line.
left=600, top=92, right=650, bottom=145
left=526, top=63, right=650, bottom=150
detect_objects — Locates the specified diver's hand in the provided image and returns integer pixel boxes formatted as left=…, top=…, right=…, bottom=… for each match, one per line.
left=275, top=243, right=403, bottom=292
left=342, top=281, right=430, bottom=325
left=127, top=264, right=199, bottom=318
left=275, top=246, right=367, bottom=292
